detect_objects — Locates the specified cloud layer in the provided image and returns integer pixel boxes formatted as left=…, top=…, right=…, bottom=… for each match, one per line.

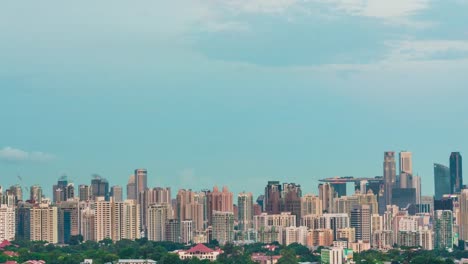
left=0, top=147, right=55, bottom=162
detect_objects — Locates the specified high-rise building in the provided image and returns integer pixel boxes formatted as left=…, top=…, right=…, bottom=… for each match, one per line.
left=147, top=203, right=170, bottom=241
left=80, top=207, right=95, bottom=242
left=180, top=220, right=193, bottom=244
left=384, top=152, right=396, bottom=208
left=126, top=175, right=136, bottom=200
left=399, top=151, right=413, bottom=175
left=459, top=189, right=468, bottom=241
left=110, top=186, right=123, bottom=202
left=58, top=200, right=79, bottom=244
left=450, top=152, right=463, bottom=193
left=301, top=194, right=322, bottom=217
left=15, top=202, right=32, bottom=241
left=319, top=183, right=334, bottom=213
left=112, top=200, right=140, bottom=241
left=238, top=192, right=253, bottom=232
left=79, top=185, right=90, bottom=202
left=91, top=176, right=109, bottom=201
left=165, top=219, right=180, bottom=243
left=53, top=176, right=71, bottom=203
left=434, top=210, right=453, bottom=250
left=0, top=205, right=15, bottom=241
left=29, top=185, right=42, bottom=204
left=30, top=204, right=58, bottom=243
left=412, top=176, right=421, bottom=205
left=210, top=186, right=234, bottom=213
left=264, top=181, right=282, bottom=214
left=281, top=183, right=302, bottom=226
left=434, top=164, right=451, bottom=200
left=134, top=169, right=148, bottom=198
left=94, top=197, right=112, bottom=241
left=350, top=204, right=371, bottom=242
left=9, top=184, right=23, bottom=203
left=212, top=211, right=234, bottom=245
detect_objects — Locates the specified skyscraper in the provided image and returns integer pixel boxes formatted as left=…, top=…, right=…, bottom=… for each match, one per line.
left=264, top=181, right=282, bottom=214
left=15, top=202, right=32, bottom=241
left=434, top=210, right=453, bottom=250
left=91, top=176, right=109, bottom=201
left=53, top=176, right=69, bottom=203
left=79, top=185, right=90, bottom=202
left=94, top=197, right=112, bottom=241
left=384, top=152, right=396, bottom=208
left=238, top=192, right=253, bottom=232
left=110, top=185, right=123, bottom=202
left=281, top=183, right=302, bottom=226
left=412, top=176, right=421, bottom=204
left=126, top=175, right=136, bottom=200
left=80, top=207, right=95, bottom=242
left=434, top=164, right=451, bottom=200
left=134, top=169, right=148, bottom=198
left=30, top=204, right=58, bottom=243
left=450, top=152, right=463, bottom=193
left=460, top=189, right=468, bottom=241
left=147, top=203, right=170, bottom=241
left=399, top=151, right=413, bottom=175
left=350, top=204, right=371, bottom=242
left=57, top=200, right=79, bottom=244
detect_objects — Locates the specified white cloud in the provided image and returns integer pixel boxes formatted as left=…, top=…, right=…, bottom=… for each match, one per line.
left=383, top=40, right=468, bottom=62
left=222, top=0, right=300, bottom=14
left=327, top=0, right=429, bottom=18
left=0, top=147, right=55, bottom=162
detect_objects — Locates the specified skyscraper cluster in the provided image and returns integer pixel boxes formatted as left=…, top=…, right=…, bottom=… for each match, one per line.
left=0, top=151, right=465, bottom=254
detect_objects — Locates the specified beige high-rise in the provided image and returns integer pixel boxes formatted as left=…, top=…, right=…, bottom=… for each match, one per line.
left=399, top=151, right=413, bottom=175
left=147, top=203, right=170, bottom=241
left=0, top=205, right=15, bottom=241
left=30, top=204, right=58, bottom=243
left=113, top=200, right=140, bottom=241
left=94, top=197, right=112, bottom=241
left=459, top=189, right=468, bottom=241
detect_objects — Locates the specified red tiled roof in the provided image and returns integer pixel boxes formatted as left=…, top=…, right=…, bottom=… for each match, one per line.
left=186, top=244, right=214, bottom=254
left=0, top=240, right=11, bottom=249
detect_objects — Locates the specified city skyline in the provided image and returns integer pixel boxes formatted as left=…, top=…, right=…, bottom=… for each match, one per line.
left=0, top=150, right=464, bottom=198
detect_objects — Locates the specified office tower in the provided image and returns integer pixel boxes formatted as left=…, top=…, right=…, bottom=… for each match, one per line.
left=391, top=188, right=416, bottom=209
left=134, top=169, right=148, bottom=198
left=181, top=220, right=193, bottom=244
left=434, top=210, right=453, bottom=249
left=399, top=151, right=413, bottom=175
left=459, top=189, right=468, bottom=241
left=281, top=183, right=302, bottom=226
left=319, top=183, right=334, bottom=213
left=94, top=197, right=112, bottom=241
left=15, top=202, right=32, bottom=241
left=212, top=211, right=234, bottom=245
left=450, top=152, right=463, bottom=193
left=238, top=192, right=253, bottom=232
left=264, top=181, right=282, bottom=214
left=80, top=207, right=95, bottom=242
left=79, top=185, right=90, bottom=202
left=113, top=200, right=140, bottom=241
left=413, top=176, right=421, bottom=204
left=384, top=152, right=396, bottom=208
left=0, top=205, right=15, bottom=241
left=147, top=203, right=170, bottom=241
left=29, top=185, right=42, bottom=204
left=399, top=172, right=413, bottom=189
left=110, top=186, right=123, bottom=202
left=434, top=164, right=451, bottom=200
left=91, top=176, right=109, bottom=201
left=126, top=175, right=136, bottom=200
left=57, top=200, right=79, bottom=244
left=350, top=204, right=371, bottom=242
left=301, top=194, right=322, bottom=216
left=165, top=219, right=180, bottom=243
left=30, top=204, right=58, bottom=243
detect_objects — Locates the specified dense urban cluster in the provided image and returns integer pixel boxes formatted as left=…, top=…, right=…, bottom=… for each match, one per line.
left=0, top=151, right=467, bottom=264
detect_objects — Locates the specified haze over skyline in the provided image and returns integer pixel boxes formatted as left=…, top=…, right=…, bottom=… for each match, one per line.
left=1, top=1, right=467, bottom=196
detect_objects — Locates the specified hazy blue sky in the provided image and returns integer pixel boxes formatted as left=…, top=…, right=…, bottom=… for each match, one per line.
left=1, top=0, right=467, bottom=198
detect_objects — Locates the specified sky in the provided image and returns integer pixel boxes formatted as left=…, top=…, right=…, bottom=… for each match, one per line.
left=1, top=0, right=467, bottom=198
